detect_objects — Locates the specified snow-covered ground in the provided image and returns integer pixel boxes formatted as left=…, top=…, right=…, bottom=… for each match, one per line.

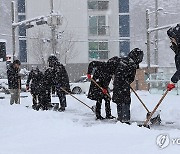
left=0, top=91, right=180, bottom=154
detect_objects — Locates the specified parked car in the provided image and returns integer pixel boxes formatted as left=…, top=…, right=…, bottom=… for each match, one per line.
left=0, top=79, right=27, bottom=94
left=70, top=76, right=113, bottom=94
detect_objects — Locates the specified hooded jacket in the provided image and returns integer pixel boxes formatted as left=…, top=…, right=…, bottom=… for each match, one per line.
left=112, top=48, right=143, bottom=104
left=167, top=25, right=180, bottom=83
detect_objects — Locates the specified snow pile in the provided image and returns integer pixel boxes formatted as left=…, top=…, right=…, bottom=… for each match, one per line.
left=0, top=91, right=180, bottom=154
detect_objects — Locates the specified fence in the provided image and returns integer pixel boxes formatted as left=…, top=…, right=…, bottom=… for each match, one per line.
left=146, top=73, right=180, bottom=95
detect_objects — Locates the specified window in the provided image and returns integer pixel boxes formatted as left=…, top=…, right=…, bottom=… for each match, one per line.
left=119, top=41, right=130, bottom=56
left=89, top=41, right=108, bottom=60
left=19, top=25, right=26, bottom=36
left=0, top=42, right=6, bottom=61
left=19, top=40, right=27, bottom=62
left=119, top=0, right=129, bottom=13
left=18, top=15, right=26, bottom=36
left=18, top=15, right=25, bottom=22
left=119, top=15, right=130, bottom=37
left=89, top=16, right=108, bottom=35
left=88, top=1, right=109, bottom=10
left=18, top=0, right=25, bottom=13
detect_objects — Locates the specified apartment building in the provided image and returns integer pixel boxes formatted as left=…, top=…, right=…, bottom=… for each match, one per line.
left=24, top=0, right=130, bottom=65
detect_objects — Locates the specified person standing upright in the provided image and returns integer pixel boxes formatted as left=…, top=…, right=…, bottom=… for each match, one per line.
left=7, top=59, right=21, bottom=105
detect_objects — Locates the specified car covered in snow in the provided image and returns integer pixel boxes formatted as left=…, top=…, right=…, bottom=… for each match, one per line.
left=70, top=75, right=113, bottom=94
left=0, top=79, right=27, bottom=94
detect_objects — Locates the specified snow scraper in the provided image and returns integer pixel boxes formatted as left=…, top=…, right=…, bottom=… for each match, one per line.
left=143, top=90, right=169, bottom=128
left=130, top=85, right=161, bottom=125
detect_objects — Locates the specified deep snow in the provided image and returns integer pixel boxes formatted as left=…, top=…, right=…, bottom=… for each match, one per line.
left=0, top=91, right=180, bottom=154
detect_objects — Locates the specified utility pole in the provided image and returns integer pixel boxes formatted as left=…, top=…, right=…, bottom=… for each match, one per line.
left=50, top=0, right=57, bottom=55
left=146, top=9, right=151, bottom=90
left=11, top=1, right=16, bottom=61
left=146, top=9, right=151, bottom=71
left=154, top=0, right=159, bottom=65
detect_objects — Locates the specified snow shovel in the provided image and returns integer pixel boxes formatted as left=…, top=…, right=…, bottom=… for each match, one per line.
left=130, top=85, right=161, bottom=125
left=90, top=78, right=111, bottom=99
left=143, top=90, right=169, bottom=128
left=60, top=87, right=95, bottom=112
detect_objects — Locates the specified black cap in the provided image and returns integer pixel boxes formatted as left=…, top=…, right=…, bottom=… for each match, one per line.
left=128, top=48, right=144, bottom=65
left=48, top=55, right=58, bottom=62
left=48, top=55, right=58, bottom=67
left=167, top=24, right=180, bottom=45
left=13, top=59, right=21, bottom=65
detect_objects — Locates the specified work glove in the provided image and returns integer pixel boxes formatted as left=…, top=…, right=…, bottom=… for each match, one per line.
left=167, top=83, right=175, bottom=91
left=87, top=74, right=91, bottom=79
left=102, top=88, right=108, bottom=94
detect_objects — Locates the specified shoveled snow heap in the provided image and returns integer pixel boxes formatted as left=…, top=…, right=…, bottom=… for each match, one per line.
left=0, top=91, right=180, bottom=154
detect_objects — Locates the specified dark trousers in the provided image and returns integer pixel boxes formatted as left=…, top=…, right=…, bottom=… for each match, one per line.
left=117, top=103, right=130, bottom=122
left=31, top=92, right=39, bottom=105
left=57, top=92, right=67, bottom=109
left=96, top=98, right=111, bottom=118
left=38, top=89, right=51, bottom=109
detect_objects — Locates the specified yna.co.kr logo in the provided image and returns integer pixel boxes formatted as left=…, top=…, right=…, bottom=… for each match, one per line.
left=156, top=134, right=170, bottom=149
left=156, top=134, right=180, bottom=149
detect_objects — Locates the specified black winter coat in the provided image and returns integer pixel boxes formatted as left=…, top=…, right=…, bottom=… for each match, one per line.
left=171, top=51, right=180, bottom=83
left=51, top=62, right=70, bottom=94
left=26, top=69, right=43, bottom=94
left=37, top=68, right=53, bottom=104
left=112, top=57, right=137, bottom=104
left=87, top=61, right=113, bottom=101
left=7, top=63, right=21, bottom=89
left=167, top=25, right=180, bottom=83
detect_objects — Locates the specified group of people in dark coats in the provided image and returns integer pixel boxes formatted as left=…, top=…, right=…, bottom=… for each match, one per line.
left=7, top=24, right=180, bottom=123
left=87, top=48, right=144, bottom=123
left=25, top=55, right=70, bottom=111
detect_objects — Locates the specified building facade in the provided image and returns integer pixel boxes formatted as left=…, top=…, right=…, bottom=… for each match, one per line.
left=20, top=0, right=130, bottom=80
left=0, top=0, right=18, bottom=62
left=24, top=0, right=130, bottom=64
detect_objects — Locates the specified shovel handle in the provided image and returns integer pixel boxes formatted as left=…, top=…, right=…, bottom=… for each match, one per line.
left=60, top=87, right=94, bottom=112
left=143, top=90, right=169, bottom=126
left=130, top=85, right=150, bottom=113
left=90, top=78, right=111, bottom=99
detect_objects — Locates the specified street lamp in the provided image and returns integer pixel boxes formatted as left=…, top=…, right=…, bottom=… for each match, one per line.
left=11, top=0, right=63, bottom=61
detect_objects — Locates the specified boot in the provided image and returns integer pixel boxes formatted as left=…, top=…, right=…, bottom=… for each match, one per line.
left=105, top=101, right=115, bottom=119
left=58, top=107, right=65, bottom=112
left=106, top=115, right=116, bottom=119
left=32, top=104, right=37, bottom=110
left=96, top=115, right=105, bottom=120
left=95, top=100, right=104, bottom=120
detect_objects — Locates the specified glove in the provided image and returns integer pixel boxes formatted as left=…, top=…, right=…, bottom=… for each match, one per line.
left=87, top=74, right=91, bottom=79
left=26, top=86, right=29, bottom=91
left=102, top=88, right=108, bottom=94
left=167, top=83, right=175, bottom=91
